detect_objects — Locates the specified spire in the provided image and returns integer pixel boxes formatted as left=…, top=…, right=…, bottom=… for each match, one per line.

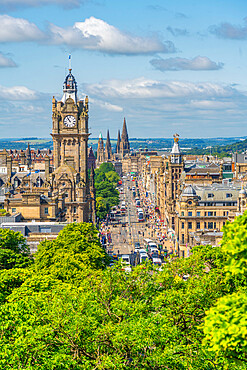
left=120, top=117, right=130, bottom=157
left=121, top=117, right=128, bottom=141
left=97, top=132, right=105, bottom=166
left=105, top=130, right=113, bottom=161
left=116, top=129, right=121, bottom=154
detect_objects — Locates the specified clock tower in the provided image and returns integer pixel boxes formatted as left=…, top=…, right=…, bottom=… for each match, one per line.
left=50, top=68, right=94, bottom=223
left=51, top=68, right=89, bottom=182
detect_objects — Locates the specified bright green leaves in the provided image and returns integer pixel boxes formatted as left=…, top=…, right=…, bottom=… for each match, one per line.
left=204, top=291, right=247, bottom=362
left=221, top=213, right=247, bottom=277
left=94, top=162, right=120, bottom=219
left=34, top=222, right=109, bottom=281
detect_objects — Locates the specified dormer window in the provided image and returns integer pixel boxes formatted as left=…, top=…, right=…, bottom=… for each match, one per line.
left=226, top=193, right=232, bottom=198
left=208, top=193, right=214, bottom=198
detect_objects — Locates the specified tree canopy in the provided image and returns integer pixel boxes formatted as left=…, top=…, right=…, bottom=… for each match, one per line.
left=0, top=216, right=246, bottom=368
left=94, top=162, right=120, bottom=220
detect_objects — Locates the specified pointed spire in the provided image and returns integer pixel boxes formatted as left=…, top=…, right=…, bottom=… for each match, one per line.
left=116, top=129, right=121, bottom=154
left=105, top=130, right=112, bottom=161
left=120, top=117, right=130, bottom=157
left=97, top=132, right=104, bottom=166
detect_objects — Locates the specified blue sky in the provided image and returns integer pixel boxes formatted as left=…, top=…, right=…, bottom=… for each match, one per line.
left=1, top=0, right=247, bottom=139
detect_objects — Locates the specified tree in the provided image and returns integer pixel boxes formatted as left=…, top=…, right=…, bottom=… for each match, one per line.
left=35, top=223, right=109, bottom=281
left=203, top=213, right=247, bottom=365
left=0, top=228, right=33, bottom=270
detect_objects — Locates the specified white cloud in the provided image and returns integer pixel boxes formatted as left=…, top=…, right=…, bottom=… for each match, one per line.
left=0, top=0, right=86, bottom=10
left=150, top=56, right=224, bottom=71
left=0, top=85, right=39, bottom=101
left=0, top=52, right=17, bottom=67
left=49, top=17, right=176, bottom=55
left=86, top=77, right=237, bottom=99
left=89, top=97, right=123, bottom=112
left=0, top=15, right=45, bottom=42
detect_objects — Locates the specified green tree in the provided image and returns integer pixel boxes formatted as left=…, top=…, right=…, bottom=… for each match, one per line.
left=35, top=222, right=109, bottom=281
left=0, top=228, right=33, bottom=270
left=203, top=213, right=247, bottom=365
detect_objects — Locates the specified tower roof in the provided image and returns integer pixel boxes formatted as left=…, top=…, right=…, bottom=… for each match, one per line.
left=61, top=68, right=77, bottom=104
left=121, top=117, right=128, bottom=140
left=171, top=133, right=181, bottom=155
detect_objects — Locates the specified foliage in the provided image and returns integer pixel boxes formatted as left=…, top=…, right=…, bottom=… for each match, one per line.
left=35, top=222, right=109, bottom=281
left=0, top=251, right=236, bottom=369
left=0, top=228, right=33, bottom=270
left=94, top=162, right=120, bottom=220
left=204, top=290, right=247, bottom=364
left=1, top=215, right=247, bottom=368
left=203, top=212, right=247, bottom=365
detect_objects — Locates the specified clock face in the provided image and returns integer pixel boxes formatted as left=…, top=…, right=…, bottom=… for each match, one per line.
left=64, top=115, right=76, bottom=128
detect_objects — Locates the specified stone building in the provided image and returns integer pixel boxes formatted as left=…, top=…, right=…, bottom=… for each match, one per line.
left=3, top=68, right=96, bottom=224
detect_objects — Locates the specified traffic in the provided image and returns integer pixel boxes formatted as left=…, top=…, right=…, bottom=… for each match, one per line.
left=99, top=173, right=174, bottom=271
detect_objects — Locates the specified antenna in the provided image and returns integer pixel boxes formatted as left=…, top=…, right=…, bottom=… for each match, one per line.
left=69, top=54, right=72, bottom=70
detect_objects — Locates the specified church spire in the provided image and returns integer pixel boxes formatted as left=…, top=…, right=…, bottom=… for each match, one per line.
left=116, top=129, right=121, bottom=154
left=120, top=117, right=130, bottom=158
left=97, top=132, right=105, bottom=166
left=105, top=130, right=113, bottom=161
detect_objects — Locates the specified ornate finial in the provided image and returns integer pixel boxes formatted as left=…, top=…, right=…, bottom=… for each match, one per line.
left=173, top=133, right=179, bottom=143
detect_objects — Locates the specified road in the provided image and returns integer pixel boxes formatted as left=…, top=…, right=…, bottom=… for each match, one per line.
left=109, top=177, right=147, bottom=256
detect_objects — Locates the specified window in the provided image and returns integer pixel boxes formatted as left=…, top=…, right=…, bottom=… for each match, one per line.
left=188, top=222, right=192, bottom=229
left=204, top=222, right=207, bottom=228
left=73, top=219, right=77, bottom=222
left=226, top=193, right=232, bottom=198
left=223, top=211, right=226, bottom=216
left=208, top=193, right=214, bottom=198
left=204, top=212, right=207, bottom=216
left=214, top=222, right=216, bottom=228
left=188, top=211, right=192, bottom=217
left=181, top=222, right=184, bottom=229
left=181, top=211, right=184, bottom=216
left=214, top=211, right=216, bottom=216
left=181, top=234, right=184, bottom=243
left=44, top=207, right=48, bottom=215
left=65, top=193, right=68, bottom=198
left=196, top=222, right=200, bottom=229
left=223, top=222, right=225, bottom=226
left=188, top=200, right=192, bottom=205
left=208, top=211, right=213, bottom=216
left=73, top=206, right=77, bottom=213
left=196, top=211, right=200, bottom=217
left=12, top=208, right=16, bottom=213
left=208, top=222, right=213, bottom=229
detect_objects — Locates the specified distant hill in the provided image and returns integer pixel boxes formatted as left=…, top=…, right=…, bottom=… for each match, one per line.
left=186, top=139, right=247, bottom=157
left=0, top=136, right=246, bottom=153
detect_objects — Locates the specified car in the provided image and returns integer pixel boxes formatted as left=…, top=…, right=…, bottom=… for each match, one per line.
left=121, top=254, right=131, bottom=264
left=134, top=242, right=140, bottom=248
left=140, top=253, right=149, bottom=263
left=152, top=257, right=162, bottom=266
left=139, top=248, right=147, bottom=255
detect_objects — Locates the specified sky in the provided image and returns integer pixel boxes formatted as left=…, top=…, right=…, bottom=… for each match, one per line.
left=1, top=0, right=247, bottom=139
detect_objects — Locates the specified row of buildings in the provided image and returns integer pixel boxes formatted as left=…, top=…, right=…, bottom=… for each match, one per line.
left=120, top=134, right=247, bottom=256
